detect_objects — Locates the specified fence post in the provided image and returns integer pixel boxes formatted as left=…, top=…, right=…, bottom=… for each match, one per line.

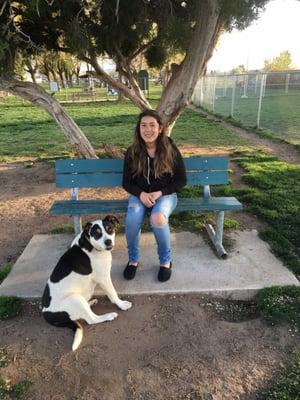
left=285, top=73, right=290, bottom=94
left=241, top=74, right=248, bottom=98
left=254, top=73, right=259, bottom=95
left=200, top=78, right=204, bottom=105
left=212, top=76, right=217, bottom=111
left=257, top=73, right=266, bottom=128
left=223, top=75, right=227, bottom=97
left=230, top=76, right=236, bottom=117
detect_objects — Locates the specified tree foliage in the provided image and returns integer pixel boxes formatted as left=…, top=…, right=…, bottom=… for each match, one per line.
left=264, top=50, right=293, bottom=72
left=0, top=0, right=270, bottom=156
left=1, top=0, right=269, bottom=80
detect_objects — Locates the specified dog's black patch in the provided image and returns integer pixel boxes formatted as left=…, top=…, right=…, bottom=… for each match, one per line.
left=78, top=222, right=93, bottom=252
left=50, top=245, right=92, bottom=283
left=103, top=216, right=118, bottom=235
left=103, top=215, right=119, bottom=227
left=42, top=283, right=51, bottom=308
left=90, top=224, right=103, bottom=240
left=78, top=232, right=93, bottom=252
left=43, top=311, right=77, bottom=332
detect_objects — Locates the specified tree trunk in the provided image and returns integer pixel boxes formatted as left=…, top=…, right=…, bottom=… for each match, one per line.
left=156, top=0, right=222, bottom=133
left=0, top=78, right=98, bottom=159
left=117, top=71, right=124, bottom=103
left=88, top=57, right=152, bottom=111
left=29, top=70, right=36, bottom=84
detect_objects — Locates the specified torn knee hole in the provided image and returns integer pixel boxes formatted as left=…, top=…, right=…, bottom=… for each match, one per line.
left=151, top=213, right=167, bottom=227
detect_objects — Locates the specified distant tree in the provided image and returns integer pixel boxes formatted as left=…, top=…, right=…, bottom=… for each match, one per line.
left=24, top=54, right=39, bottom=83
left=263, top=50, right=292, bottom=72
left=0, top=0, right=269, bottom=158
left=231, top=64, right=246, bottom=74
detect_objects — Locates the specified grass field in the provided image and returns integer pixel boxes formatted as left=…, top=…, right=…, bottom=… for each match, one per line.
left=199, top=88, right=300, bottom=145
left=0, top=93, right=251, bottom=161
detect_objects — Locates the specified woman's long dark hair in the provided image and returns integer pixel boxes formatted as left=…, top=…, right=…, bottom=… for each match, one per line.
left=130, top=110, right=174, bottom=178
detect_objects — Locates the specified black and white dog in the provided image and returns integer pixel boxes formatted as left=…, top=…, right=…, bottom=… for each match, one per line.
left=42, top=215, right=131, bottom=351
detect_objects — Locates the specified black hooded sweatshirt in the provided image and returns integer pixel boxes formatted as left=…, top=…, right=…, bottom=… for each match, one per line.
left=122, top=139, right=187, bottom=198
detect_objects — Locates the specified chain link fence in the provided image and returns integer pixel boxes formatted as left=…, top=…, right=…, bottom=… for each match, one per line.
left=192, top=71, right=300, bottom=145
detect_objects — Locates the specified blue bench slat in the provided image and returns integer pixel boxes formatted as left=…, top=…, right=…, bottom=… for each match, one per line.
left=56, top=172, right=124, bottom=188
left=56, top=156, right=228, bottom=174
left=184, top=156, right=228, bottom=170
left=186, top=171, right=228, bottom=186
left=56, top=159, right=124, bottom=173
left=176, top=197, right=242, bottom=211
left=56, top=170, right=228, bottom=188
left=49, top=197, right=242, bottom=216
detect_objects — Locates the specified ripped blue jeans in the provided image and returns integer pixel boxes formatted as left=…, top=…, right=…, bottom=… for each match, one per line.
left=125, top=193, right=177, bottom=265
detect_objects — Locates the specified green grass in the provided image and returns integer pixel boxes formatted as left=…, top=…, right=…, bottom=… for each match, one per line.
left=215, top=151, right=300, bottom=275
left=257, top=286, right=300, bottom=329
left=0, top=297, right=22, bottom=320
left=0, top=265, right=11, bottom=285
left=0, top=341, right=32, bottom=399
left=0, top=92, right=251, bottom=162
left=258, top=349, right=300, bottom=400
left=0, top=378, right=32, bottom=400
left=0, top=350, right=8, bottom=369
left=48, top=224, right=74, bottom=234
left=0, top=265, right=22, bottom=321
left=204, top=89, right=300, bottom=145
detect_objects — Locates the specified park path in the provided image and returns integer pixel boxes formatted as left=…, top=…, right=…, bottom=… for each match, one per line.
left=189, top=105, right=300, bottom=165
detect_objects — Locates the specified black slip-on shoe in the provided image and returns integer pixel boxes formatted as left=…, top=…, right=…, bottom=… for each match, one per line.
left=123, top=262, right=139, bottom=280
left=158, top=262, right=172, bottom=282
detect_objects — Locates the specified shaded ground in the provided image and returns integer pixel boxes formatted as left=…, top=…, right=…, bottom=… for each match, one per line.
left=1, top=136, right=300, bottom=399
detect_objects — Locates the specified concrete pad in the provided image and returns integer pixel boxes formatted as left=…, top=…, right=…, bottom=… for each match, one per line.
left=0, top=231, right=298, bottom=300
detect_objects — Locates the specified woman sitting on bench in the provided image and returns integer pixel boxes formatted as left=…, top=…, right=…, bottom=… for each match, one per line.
left=122, top=109, right=186, bottom=282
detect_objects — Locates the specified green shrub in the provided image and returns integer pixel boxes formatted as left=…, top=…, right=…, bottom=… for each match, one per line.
left=0, top=377, right=32, bottom=399
left=0, top=265, right=12, bottom=285
left=257, top=286, right=300, bottom=328
left=48, top=225, right=74, bottom=234
left=258, top=349, right=300, bottom=400
left=0, top=349, right=8, bottom=368
left=0, top=297, right=22, bottom=320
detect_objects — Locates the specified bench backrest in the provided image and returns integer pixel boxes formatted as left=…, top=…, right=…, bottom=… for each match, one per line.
left=55, top=156, right=229, bottom=188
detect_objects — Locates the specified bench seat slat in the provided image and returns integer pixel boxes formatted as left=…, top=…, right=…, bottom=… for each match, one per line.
left=56, top=170, right=228, bottom=188
left=49, top=197, right=242, bottom=216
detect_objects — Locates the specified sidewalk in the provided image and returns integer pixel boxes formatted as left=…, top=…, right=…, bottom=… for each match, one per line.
left=0, top=230, right=298, bottom=300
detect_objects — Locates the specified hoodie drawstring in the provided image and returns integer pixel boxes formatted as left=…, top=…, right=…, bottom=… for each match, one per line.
left=147, top=156, right=150, bottom=185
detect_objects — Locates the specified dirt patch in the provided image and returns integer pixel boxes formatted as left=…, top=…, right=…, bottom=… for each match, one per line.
left=0, top=295, right=299, bottom=400
left=0, top=143, right=299, bottom=398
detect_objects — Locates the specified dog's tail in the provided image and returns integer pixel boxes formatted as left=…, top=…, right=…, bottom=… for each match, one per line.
left=72, top=321, right=84, bottom=351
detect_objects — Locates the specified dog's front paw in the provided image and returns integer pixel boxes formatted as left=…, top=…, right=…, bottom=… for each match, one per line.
left=104, top=312, right=118, bottom=321
left=118, top=300, right=132, bottom=311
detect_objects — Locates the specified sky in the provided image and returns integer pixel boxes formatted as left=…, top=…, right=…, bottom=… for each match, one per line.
left=207, top=0, right=300, bottom=72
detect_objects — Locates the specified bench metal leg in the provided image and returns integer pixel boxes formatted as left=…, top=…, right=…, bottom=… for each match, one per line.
left=73, top=216, right=82, bottom=236
left=206, top=211, right=228, bottom=259
left=71, top=187, right=82, bottom=235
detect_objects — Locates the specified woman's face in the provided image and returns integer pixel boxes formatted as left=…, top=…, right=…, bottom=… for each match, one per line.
left=139, top=116, right=162, bottom=145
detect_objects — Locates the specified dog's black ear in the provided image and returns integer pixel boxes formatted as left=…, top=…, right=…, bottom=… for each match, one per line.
left=103, top=215, right=119, bottom=227
left=83, top=222, right=92, bottom=234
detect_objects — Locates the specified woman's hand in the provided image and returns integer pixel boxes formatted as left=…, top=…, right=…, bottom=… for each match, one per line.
left=140, top=192, right=156, bottom=208
left=149, top=191, right=162, bottom=202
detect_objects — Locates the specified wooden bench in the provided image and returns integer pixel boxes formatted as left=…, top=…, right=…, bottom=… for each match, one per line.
left=49, top=156, right=242, bottom=258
